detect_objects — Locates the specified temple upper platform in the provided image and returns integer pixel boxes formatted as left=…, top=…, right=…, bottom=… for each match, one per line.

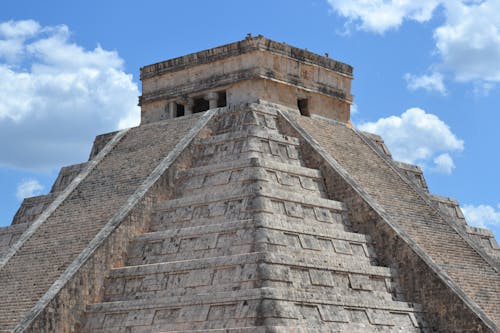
left=139, top=35, right=353, bottom=124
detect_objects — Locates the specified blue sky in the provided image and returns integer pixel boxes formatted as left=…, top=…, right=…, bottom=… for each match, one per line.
left=1, top=0, right=499, bottom=239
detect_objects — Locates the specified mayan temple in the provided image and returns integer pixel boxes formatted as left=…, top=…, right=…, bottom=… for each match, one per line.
left=1, top=35, right=499, bottom=332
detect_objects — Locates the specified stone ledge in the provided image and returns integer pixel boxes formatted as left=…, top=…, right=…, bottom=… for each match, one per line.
left=180, top=158, right=321, bottom=180
left=393, top=161, right=422, bottom=173
left=86, top=287, right=419, bottom=314
left=430, top=193, right=460, bottom=205
left=200, top=126, right=300, bottom=146
left=140, top=36, right=353, bottom=80
left=154, top=185, right=345, bottom=212
left=109, top=251, right=391, bottom=279
left=466, top=226, right=496, bottom=237
left=140, top=67, right=352, bottom=106
left=136, top=216, right=369, bottom=245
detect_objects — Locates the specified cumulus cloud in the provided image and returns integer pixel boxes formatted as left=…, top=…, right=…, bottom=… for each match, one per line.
left=404, top=72, right=447, bottom=94
left=16, top=179, right=44, bottom=201
left=462, top=203, right=500, bottom=228
left=435, top=1, right=500, bottom=83
left=359, top=107, right=464, bottom=173
left=327, top=0, right=500, bottom=90
left=327, top=0, right=440, bottom=34
left=433, top=153, right=454, bottom=174
left=0, top=20, right=140, bottom=171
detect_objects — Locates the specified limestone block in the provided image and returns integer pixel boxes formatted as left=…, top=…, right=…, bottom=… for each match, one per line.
left=366, top=309, right=393, bottom=326
left=332, top=239, right=352, bottom=255
left=309, top=269, right=335, bottom=287
left=318, top=304, right=349, bottom=323
left=298, top=234, right=320, bottom=250
left=348, top=274, right=373, bottom=291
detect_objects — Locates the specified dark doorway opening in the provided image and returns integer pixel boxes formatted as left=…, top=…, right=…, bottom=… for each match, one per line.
left=217, top=91, right=227, bottom=107
left=297, top=98, right=310, bottom=116
left=193, top=97, right=209, bottom=113
left=176, top=103, right=185, bottom=117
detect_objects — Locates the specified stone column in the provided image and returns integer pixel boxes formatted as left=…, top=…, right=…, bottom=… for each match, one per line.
left=185, top=97, right=194, bottom=115
left=206, top=92, right=218, bottom=109
left=169, top=101, right=176, bottom=118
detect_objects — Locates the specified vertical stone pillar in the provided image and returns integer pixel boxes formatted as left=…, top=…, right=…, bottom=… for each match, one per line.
left=169, top=101, right=176, bottom=118
left=185, top=97, right=194, bottom=115
left=206, top=92, right=218, bottom=109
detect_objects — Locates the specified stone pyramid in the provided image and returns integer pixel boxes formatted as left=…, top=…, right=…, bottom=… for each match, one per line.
left=0, top=36, right=499, bottom=333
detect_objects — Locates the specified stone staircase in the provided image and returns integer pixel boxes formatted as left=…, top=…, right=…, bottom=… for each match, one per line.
left=82, top=106, right=428, bottom=332
left=295, top=112, right=500, bottom=330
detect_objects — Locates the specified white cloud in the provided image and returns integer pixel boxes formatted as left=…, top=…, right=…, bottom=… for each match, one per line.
left=0, top=20, right=40, bottom=38
left=435, top=1, right=500, bottom=83
left=0, top=20, right=140, bottom=171
left=359, top=107, right=464, bottom=173
left=433, top=153, right=454, bottom=174
left=404, top=72, right=447, bottom=94
left=327, top=0, right=440, bottom=34
left=16, top=179, right=44, bottom=201
left=462, top=203, right=500, bottom=228
left=328, top=1, right=500, bottom=90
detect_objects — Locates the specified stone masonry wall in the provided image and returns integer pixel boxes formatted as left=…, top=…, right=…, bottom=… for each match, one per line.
left=80, top=103, right=427, bottom=332
left=0, top=115, right=204, bottom=332
left=277, top=110, right=498, bottom=332
left=0, top=224, right=30, bottom=259
left=22, top=127, right=210, bottom=332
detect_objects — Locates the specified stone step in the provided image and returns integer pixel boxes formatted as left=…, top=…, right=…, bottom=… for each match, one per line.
left=84, top=288, right=425, bottom=333
left=178, top=158, right=327, bottom=198
left=105, top=252, right=396, bottom=302
left=211, top=104, right=280, bottom=135
left=150, top=186, right=346, bottom=233
left=296, top=116, right=500, bottom=329
left=194, top=126, right=303, bottom=167
left=201, top=126, right=299, bottom=146
left=128, top=217, right=374, bottom=266
left=154, top=326, right=422, bottom=333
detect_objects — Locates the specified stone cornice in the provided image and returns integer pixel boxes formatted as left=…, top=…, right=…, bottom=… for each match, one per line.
left=139, top=66, right=353, bottom=105
left=140, top=35, right=353, bottom=80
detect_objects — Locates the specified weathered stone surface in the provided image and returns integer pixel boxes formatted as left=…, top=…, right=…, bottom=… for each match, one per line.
left=49, top=162, right=88, bottom=193
left=77, top=105, right=428, bottom=332
left=430, top=194, right=500, bottom=264
left=1, top=37, right=499, bottom=333
left=11, top=193, right=58, bottom=226
left=291, top=111, right=499, bottom=331
left=0, top=115, right=205, bottom=332
left=0, top=223, right=29, bottom=258
left=139, top=36, right=353, bottom=125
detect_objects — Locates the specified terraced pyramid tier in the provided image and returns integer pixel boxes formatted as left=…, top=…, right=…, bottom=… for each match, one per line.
left=82, top=105, right=428, bottom=332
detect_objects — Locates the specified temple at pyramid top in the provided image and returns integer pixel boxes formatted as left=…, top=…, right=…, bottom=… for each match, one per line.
left=139, top=35, right=353, bottom=124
